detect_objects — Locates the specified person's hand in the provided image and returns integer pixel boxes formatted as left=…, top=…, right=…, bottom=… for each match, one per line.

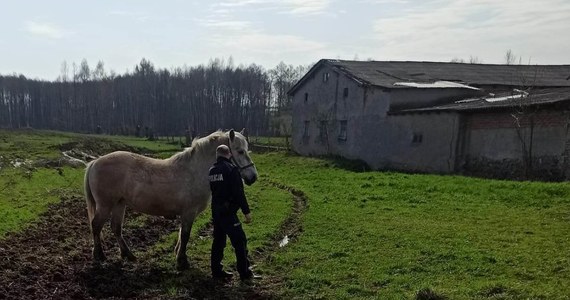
left=244, top=213, right=252, bottom=224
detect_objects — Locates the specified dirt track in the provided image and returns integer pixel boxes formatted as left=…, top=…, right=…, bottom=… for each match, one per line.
left=0, top=181, right=307, bottom=299
left=0, top=194, right=264, bottom=299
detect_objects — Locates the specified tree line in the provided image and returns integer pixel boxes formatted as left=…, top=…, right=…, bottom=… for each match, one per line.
left=0, top=58, right=309, bottom=138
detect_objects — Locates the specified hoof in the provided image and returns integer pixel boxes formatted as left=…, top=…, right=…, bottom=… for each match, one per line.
left=93, top=249, right=106, bottom=262
left=176, top=259, right=190, bottom=271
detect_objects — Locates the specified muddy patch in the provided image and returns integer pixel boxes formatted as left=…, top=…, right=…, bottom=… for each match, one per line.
left=56, top=137, right=153, bottom=158
left=0, top=198, right=204, bottom=299
left=0, top=194, right=179, bottom=299
left=0, top=178, right=308, bottom=299
left=0, top=194, right=280, bottom=299
left=33, top=137, right=160, bottom=169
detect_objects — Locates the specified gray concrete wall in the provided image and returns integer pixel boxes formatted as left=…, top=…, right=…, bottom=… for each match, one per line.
left=364, top=113, right=461, bottom=173
left=465, top=111, right=567, bottom=159
left=292, top=64, right=391, bottom=160
left=461, top=110, right=570, bottom=180
left=292, top=65, right=464, bottom=173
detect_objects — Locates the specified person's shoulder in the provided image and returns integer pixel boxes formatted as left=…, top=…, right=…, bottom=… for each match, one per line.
left=208, top=166, right=216, bottom=174
left=209, top=163, right=221, bottom=173
left=222, top=159, right=236, bottom=169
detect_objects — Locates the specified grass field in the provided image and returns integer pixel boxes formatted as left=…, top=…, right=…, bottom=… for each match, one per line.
left=1, top=129, right=569, bottom=299
left=251, top=152, right=570, bottom=299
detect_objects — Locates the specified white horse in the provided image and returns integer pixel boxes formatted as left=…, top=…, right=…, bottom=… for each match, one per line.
left=83, top=129, right=257, bottom=270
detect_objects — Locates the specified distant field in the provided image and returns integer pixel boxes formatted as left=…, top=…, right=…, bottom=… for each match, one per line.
left=1, top=129, right=569, bottom=299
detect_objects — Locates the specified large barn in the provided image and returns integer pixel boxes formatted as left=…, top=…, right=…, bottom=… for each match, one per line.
left=288, top=59, right=570, bottom=180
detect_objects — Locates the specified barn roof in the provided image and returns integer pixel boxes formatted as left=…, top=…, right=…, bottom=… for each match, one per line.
left=289, top=59, right=570, bottom=95
left=390, top=87, right=570, bottom=114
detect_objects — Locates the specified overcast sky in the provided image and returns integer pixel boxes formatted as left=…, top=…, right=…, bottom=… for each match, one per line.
left=2, top=0, right=569, bottom=80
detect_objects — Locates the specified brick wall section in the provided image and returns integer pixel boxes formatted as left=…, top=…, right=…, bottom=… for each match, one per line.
left=463, top=155, right=565, bottom=181
left=468, top=110, right=568, bottom=130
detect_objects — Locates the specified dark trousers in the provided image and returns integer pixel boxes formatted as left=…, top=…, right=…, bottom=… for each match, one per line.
left=211, top=214, right=251, bottom=277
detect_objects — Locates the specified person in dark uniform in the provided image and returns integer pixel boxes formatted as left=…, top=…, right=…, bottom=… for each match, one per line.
left=209, top=144, right=260, bottom=281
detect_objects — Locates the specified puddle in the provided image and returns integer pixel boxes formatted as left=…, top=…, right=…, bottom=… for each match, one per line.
left=278, top=235, right=289, bottom=247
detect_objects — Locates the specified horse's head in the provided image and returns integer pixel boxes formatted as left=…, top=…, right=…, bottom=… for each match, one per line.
left=228, top=129, right=258, bottom=185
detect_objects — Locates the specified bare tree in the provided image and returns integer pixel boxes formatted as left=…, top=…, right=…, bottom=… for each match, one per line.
left=469, top=56, right=482, bottom=64
left=92, top=61, right=106, bottom=80
left=59, top=61, right=69, bottom=82
left=79, top=59, right=91, bottom=82
left=509, top=67, right=542, bottom=179
left=505, top=49, right=517, bottom=65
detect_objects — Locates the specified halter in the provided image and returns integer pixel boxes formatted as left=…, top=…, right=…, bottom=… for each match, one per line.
left=228, top=144, right=255, bottom=171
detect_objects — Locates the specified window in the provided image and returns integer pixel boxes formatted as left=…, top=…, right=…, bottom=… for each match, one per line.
left=303, top=121, right=310, bottom=137
left=323, top=72, right=330, bottom=83
left=304, top=92, right=309, bottom=103
left=343, top=88, right=349, bottom=98
left=338, top=120, right=347, bottom=141
left=319, top=121, right=328, bottom=143
left=412, top=132, right=423, bottom=144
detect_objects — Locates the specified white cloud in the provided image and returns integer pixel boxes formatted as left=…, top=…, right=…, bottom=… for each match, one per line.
left=199, top=19, right=253, bottom=31
left=370, top=0, right=570, bottom=63
left=213, top=32, right=325, bottom=54
left=215, top=0, right=331, bottom=15
left=108, top=10, right=151, bottom=22
left=26, top=21, right=66, bottom=39
left=359, top=0, right=409, bottom=4
left=286, top=0, right=331, bottom=15
left=218, top=0, right=273, bottom=7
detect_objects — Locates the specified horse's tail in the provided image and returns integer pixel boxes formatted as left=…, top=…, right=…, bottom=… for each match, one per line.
left=84, top=161, right=96, bottom=231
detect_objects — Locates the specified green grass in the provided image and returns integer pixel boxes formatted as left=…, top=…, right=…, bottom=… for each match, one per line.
left=1, top=130, right=569, bottom=299
left=147, top=178, right=293, bottom=296
left=0, top=129, right=180, bottom=239
left=252, top=152, right=570, bottom=299
left=0, top=129, right=76, bottom=160
left=0, top=167, right=83, bottom=238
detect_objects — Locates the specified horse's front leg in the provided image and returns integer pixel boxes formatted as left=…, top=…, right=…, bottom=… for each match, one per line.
left=176, top=215, right=195, bottom=271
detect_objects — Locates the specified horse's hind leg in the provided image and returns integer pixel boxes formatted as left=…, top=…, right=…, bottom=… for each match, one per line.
left=176, top=215, right=195, bottom=271
left=92, top=206, right=112, bottom=262
left=111, top=203, right=136, bottom=261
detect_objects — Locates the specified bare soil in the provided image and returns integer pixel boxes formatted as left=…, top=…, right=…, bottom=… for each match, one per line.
left=0, top=194, right=270, bottom=299
left=0, top=182, right=307, bottom=300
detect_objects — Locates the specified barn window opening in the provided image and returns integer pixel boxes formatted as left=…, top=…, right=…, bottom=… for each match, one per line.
left=319, top=121, right=328, bottom=142
left=338, top=120, right=347, bottom=141
left=303, top=121, right=310, bottom=137
left=412, top=132, right=423, bottom=144
left=343, top=88, right=349, bottom=98
left=323, top=72, right=330, bottom=83
left=304, top=92, right=309, bottom=103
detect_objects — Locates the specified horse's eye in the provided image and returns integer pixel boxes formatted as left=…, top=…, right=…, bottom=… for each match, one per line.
left=237, top=150, right=245, bottom=155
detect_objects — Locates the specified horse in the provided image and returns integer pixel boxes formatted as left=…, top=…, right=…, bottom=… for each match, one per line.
left=83, top=129, right=257, bottom=270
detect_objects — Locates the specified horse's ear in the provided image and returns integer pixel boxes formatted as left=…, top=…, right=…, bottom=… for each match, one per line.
left=240, top=128, right=246, bottom=135
left=229, top=129, right=235, bottom=142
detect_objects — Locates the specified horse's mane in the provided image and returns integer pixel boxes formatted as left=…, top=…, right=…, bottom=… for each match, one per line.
left=169, top=130, right=228, bottom=164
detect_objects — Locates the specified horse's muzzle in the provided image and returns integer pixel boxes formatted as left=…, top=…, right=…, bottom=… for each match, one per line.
left=244, top=174, right=257, bottom=186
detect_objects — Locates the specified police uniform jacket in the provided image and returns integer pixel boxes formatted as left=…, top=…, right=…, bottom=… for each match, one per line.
left=208, top=156, right=250, bottom=220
